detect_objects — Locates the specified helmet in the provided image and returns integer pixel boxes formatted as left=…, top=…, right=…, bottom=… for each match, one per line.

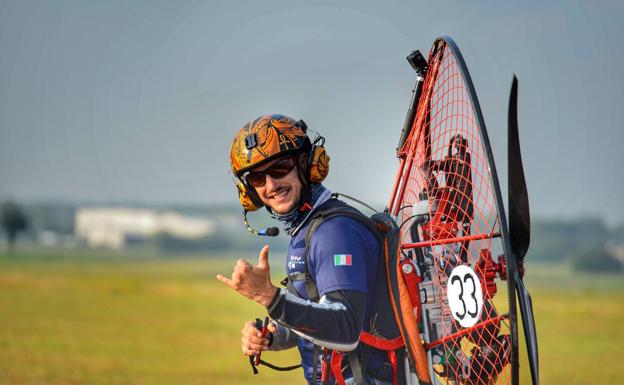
left=230, top=114, right=330, bottom=211
left=231, top=114, right=308, bottom=175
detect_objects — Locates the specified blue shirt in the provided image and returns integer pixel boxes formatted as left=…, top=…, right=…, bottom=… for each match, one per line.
left=285, top=206, right=382, bottom=384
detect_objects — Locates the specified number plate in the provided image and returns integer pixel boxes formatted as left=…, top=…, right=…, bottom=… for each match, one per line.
left=447, top=265, right=484, bottom=328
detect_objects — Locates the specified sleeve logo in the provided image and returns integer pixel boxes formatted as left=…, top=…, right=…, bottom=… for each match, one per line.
left=333, top=254, right=352, bottom=266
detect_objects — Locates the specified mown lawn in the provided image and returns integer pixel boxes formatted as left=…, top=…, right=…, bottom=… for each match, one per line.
left=0, top=250, right=622, bottom=385
left=0, top=249, right=302, bottom=385
left=522, top=263, right=624, bottom=385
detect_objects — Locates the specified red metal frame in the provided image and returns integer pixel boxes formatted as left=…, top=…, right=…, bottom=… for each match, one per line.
left=388, top=157, right=406, bottom=212
left=401, top=231, right=501, bottom=249
left=424, top=313, right=509, bottom=350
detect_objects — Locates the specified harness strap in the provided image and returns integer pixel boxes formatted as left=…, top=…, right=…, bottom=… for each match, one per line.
left=388, top=350, right=398, bottom=385
left=321, top=348, right=331, bottom=384
left=284, top=274, right=298, bottom=296
left=359, top=332, right=404, bottom=385
left=359, top=332, right=404, bottom=351
left=349, top=352, right=371, bottom=385
left=313, top=344, right=320, bottom=385
left=330, top=351, right=346, bottom=385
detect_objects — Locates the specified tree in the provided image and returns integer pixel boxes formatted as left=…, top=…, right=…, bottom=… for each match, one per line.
left=1, top=201, right=28, bottom=255
left=572, top=247, right=623, bottom=274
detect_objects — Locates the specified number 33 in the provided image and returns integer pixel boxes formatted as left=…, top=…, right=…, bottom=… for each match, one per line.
left=447, top=265, right=484, bottom=327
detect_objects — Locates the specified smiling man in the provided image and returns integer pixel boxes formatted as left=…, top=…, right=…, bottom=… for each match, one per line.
left=217, top=114, right=394, bottom=385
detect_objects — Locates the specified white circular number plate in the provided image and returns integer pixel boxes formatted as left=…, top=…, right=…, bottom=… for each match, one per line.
left=447, top=265, right=484, bottom=328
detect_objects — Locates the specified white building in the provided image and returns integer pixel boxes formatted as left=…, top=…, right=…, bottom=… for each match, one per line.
left=75, top=208, right=216, bottom=249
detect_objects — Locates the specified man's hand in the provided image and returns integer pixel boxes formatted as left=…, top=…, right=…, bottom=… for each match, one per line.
left=240, top=320, right=278, bottom=356
left=216, top=245, right=278, bottom=307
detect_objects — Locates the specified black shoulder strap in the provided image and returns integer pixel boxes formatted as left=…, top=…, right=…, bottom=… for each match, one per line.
left=286, top=200, right=381, bottom=302
left=304, top=205, right=381, bottom=261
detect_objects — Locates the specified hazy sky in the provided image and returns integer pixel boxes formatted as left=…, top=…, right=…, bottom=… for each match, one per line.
left=1, top=0, right=623, bottom=222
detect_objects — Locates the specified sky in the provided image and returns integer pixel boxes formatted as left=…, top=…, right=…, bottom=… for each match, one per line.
left=0, top=0, right=623, bottom=222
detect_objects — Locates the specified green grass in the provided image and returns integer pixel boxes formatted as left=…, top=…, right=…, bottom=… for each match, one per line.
left=0, top=251, right=622, bottom=385
left=0, top=249, right=302, bottom=385
left=522, top=262, right=624, bottom=385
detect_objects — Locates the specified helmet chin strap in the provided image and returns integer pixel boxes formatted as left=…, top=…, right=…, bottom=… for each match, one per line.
left=295, top=159, right=313, bottom=212
left=297, top=155, right=312, bottom=212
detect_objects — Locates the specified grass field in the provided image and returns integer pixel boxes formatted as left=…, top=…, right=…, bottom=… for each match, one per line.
left=0, top=249, right=622, bottom=385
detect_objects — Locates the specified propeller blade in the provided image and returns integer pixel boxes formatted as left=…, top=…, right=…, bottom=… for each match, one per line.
left=509, top=76, right=539, bottom=384
left=516, top=272, right=540, bottom=385
left=508, top=75, right=531, bottom=262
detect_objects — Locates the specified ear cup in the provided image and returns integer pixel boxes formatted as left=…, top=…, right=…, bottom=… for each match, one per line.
left=308, top=145, right=330, bottom=183
left=236, top=179, right=263, bottom=211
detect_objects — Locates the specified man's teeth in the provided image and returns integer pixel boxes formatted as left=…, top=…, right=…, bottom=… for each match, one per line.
left=272, top=189, right=288, bottom=198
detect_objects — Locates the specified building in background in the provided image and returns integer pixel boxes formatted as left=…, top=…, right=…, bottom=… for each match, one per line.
left=75, top=208, right=215, bottom=249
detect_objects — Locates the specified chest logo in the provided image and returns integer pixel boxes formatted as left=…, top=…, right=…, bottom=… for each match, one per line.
left=288, top=255, right=304, bottom=271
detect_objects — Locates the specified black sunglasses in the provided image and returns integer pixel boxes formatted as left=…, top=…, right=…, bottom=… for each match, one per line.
left=245, top=157, right=297, bottom=188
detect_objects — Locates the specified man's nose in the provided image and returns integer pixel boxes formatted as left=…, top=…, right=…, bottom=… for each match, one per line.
left=264, top=174, right=277, bottom=190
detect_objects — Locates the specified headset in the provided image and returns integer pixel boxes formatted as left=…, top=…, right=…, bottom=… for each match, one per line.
left=235, top=119, right=330, bottom=236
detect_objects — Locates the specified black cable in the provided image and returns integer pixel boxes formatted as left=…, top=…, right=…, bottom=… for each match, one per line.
left=258, top=359, right=302, bottom=372
left=331, top=192, right=378, bottom=213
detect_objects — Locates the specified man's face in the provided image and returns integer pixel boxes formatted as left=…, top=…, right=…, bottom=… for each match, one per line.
left=247, top=156, right=304, bottom=214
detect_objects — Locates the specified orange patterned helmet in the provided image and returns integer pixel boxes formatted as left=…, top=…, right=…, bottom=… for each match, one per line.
left=229, top=114, right=330, bottom=212
left=230, top=114, right=311, bottom=176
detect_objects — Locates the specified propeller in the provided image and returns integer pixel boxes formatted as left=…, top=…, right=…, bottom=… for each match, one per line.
left=508, top=75, right=540, bottom=385
left=508, top=76, right=530, bottom=268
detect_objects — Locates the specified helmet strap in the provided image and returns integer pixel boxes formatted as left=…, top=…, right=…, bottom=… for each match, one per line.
left=297, top=185, right=313, bottom=213
left=295, top=153, right=313, bottom=213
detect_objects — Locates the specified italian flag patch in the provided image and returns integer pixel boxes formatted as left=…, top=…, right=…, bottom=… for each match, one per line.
left=333, top=254, right=352, bottom=266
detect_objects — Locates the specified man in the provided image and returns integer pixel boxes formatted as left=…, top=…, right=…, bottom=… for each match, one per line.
left=217, top=114, right=393, bottom=385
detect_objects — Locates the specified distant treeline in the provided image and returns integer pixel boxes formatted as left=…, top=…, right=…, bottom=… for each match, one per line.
left=529, top=217, right=623, bottom=260
left=3, top=202, right=622, bottom=272
left=7, top=201, right=289, bottom=254
left=529, top=217, right=623, bottom=272
left=152, top=230, right=288, bottom=254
